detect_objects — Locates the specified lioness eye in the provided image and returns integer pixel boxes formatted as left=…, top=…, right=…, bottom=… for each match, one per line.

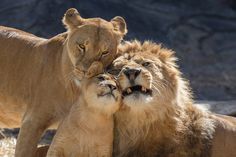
left=78, top=44, right=85, bottom=50
left=102, top=51, right=109, bottom=56
left=142, top=61, right=151, bottom=67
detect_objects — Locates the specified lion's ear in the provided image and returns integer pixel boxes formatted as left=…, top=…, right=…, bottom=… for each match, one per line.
left=63, top=8, right=83, bottom=30
left=111, top=16, right=127, bottom=36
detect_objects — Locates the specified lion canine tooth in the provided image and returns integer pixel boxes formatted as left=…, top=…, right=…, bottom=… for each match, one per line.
left=142, top=86, right=147, bottom=92
left=127, top=88, right=132, bottom=94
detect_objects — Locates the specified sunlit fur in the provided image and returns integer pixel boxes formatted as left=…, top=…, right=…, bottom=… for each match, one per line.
left=47, top=74, right=121, bottom=157
left=110, top=40, right=216, bottom=157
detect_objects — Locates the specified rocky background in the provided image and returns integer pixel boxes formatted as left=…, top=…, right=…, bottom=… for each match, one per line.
left=0, top=0, right=236, bottom=100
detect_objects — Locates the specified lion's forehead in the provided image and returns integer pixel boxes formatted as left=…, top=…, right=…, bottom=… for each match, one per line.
left=86, top=17, right=112, bottom=27
left=74, top=26, right=117, bottom=52
left=77, top=26, right=114, bottom=39
left=113, top=53, right=157, bottom=67
left=84, top=74, right=117, bottom=87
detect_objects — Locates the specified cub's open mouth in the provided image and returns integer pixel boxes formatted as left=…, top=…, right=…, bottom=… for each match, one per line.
left=122, top=85, right=152, bottom=97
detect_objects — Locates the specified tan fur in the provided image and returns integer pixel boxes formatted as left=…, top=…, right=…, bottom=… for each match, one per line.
left=108, top=40, right=236, bottom=157
left=210, top=114, right=236, bottom=157
left=0, top=8, right=127, bottom=157
left=47, top=74, right=121, bottom=157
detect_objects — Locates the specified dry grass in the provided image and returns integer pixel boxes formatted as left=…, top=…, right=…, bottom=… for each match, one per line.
left=0, top=138, right=49, bottom=157
left=0, top=138, right=16, bottom=157
left=0, top=129, right=53, bottom=157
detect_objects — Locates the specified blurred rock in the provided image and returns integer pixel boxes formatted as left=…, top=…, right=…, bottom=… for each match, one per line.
left=0, top=0, right=236, bottom=100
left=195, top=100, right=236, bottom=116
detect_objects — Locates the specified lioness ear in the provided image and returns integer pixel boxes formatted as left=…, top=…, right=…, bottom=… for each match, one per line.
left=111, top=16, right=127, bottom=36
left=63, top=8, right=83, bottom=30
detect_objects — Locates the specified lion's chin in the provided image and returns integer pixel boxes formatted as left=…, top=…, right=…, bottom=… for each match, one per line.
left=123, top=93, right=153, bottom=107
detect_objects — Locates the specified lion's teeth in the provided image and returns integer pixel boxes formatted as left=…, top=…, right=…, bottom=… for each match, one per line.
left=142, top=86, right=147, bottom=92
left=127, top=88, right=132, bottom=94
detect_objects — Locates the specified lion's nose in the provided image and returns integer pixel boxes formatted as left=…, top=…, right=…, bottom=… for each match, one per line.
left=123, top=67, right=141, bottom=81
left=107, top=84, right=117, bottom=91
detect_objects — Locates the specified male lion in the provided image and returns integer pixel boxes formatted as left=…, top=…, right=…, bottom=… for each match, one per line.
left=47, top=73, right=121, bottom=157
left=108, top=40, right=236, bottom=157
left=0, top=8, right=127, bottom=157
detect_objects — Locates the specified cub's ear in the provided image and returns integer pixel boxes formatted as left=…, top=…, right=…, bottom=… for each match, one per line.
left=111, top=16, right=127, bottom=36
left=63, top=8, right=83, bottom=30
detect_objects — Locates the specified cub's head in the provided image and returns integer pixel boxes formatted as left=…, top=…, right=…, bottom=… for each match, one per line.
left=109, top=41, right=192, bottom=120
left=80, top=73, right=122, bottom=115
left=63, top=8, right=127, bottom=79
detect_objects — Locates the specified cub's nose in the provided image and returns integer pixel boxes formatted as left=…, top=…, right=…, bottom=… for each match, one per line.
left=123, top=67, right=141, bottom=81
left=107, top=84, right=117, bottom=91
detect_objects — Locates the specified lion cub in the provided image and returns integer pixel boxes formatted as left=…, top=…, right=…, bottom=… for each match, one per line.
left=46, top=73, right=122, bottom=157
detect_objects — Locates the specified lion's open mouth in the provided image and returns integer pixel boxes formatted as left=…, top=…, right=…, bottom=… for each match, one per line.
left=122, top=85, right=152, bottom=97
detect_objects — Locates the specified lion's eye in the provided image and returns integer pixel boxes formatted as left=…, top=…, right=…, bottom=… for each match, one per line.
left=142, top=61, right=151, bottom=67
left=97, top=76, right=105, bottom=81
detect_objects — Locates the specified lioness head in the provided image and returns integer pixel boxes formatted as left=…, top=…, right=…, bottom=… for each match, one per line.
left=63, top=8, right=127, bottom=78
left=109, top=41, right=191, bottom=121
left=80, top=73, right=122, bottom=115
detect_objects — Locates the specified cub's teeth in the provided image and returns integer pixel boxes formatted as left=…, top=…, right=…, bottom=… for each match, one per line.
left=127, top=88, right=132, bottom=94
left=142, top=86, right=147, bottom=92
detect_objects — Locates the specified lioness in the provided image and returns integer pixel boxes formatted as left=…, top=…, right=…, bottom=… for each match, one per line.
left=108, top=40, right=236, bottom=157
left=46, top=73, right=121, bottom=157
left=0, top=8, right=127, bottom=157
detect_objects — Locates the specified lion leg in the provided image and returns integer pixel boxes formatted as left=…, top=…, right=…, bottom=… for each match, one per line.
left=15, top=112, right=52, bottom=157
left=36, top=145, right=49, bottom=157
left=46, top=147, right=65, bottom=157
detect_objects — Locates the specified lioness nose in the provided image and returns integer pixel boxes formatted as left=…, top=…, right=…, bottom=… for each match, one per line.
left=123, top=67, right=141, bottom=80
left=108, top=84, right=117, bottom=91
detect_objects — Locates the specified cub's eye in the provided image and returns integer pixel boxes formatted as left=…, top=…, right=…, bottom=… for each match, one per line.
left=97, top=76, right=105, bottom=81
left=76, top=42, right=86, bottom=51
left=142, top=61, right=151, bottom=67
left=78, top=44, right=85, bottom=50
left=101, top=51, right=109, bottom=56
